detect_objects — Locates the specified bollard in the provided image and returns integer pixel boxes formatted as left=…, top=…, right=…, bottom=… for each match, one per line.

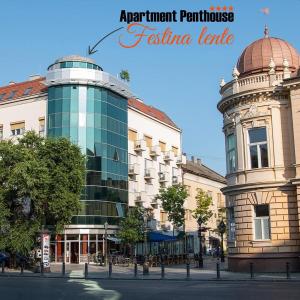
left=186, top=262, right=190, bottom=279
left=161, top=262, right=165, bottom=279
left=108, top=261, right=112, bottom=278
left=20, top=262, right=24, bottom=275
left=1, top=261, right=4, bottom=273
left=62, top=262, right=65, bottom=277
left=134, top=263, right=138, bottom=278
left=216, top=262, right=220, bottom=279
left=84, top=263, right=88, bottom=279
left=40, top=262, right=44, bottom=276
left=250, top=262, right=254, bottom=279
left=286, top=262, right=291, bottom=279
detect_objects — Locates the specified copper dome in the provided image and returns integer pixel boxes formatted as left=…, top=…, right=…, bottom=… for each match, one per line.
left=237, top=37, right=300, bottom=77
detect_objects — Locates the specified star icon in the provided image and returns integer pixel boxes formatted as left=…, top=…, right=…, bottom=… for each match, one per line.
left=209, top=6, right=214, bottom=11
left=223, top=6, right=227, bottom=11
left=216, top=6, right=221, bottom=11
left=229, top=6, right=234, bottom=11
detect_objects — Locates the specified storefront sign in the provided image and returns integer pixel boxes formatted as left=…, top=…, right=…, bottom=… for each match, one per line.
left=42, top=233, right=50, bottom=268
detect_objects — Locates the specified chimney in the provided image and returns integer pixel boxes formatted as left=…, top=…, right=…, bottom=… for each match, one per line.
left=8, top=81, right=16, bottom=85
left=197, top=158, right=202, bottom=165
left=191, top=156, right=196, bottom=163
left=28, top=75, right=41, bottom=81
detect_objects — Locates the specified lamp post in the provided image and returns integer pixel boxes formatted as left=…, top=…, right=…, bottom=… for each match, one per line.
left=217, top=219, right=226, bottom=263
left=197, top=218, right=203, bottom=268
left=104, top=221, right=108, bottom=266
left=143, top=211, right=149, bottom=275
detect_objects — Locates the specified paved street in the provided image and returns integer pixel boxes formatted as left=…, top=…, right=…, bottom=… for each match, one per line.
left=0, top=277, right=300, bottom=300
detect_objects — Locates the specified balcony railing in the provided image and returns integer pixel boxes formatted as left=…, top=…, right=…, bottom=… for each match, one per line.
left=128, top=163, right=139, bottom=175
left=134, top=139, right=147, bottom=152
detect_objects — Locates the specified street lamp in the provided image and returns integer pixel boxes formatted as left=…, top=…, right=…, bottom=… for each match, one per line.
left=217, top=219, right=226, bottom=263
left=104, top=221, right=108, bottom=266
left=143, top=212, right=149, bottom=275
left=197, top=217, right=203, bottom=268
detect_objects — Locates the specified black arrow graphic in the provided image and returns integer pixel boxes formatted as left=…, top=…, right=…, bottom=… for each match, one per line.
left=88, top=26, right=124, bottom=55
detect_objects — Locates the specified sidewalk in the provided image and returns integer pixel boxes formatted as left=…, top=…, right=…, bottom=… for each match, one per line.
left=1, top=257, right=300, bottom=281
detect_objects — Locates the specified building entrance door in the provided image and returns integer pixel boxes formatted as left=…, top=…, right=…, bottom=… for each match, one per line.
left=71, top=242, right=79, bottom=264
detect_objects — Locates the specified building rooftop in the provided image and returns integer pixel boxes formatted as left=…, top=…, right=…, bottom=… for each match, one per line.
left=0, top=77, right=179, bottom=129
left=54, top=55, right=96, bottom=65
left=128, top=98, right=179, bottom=129
left=183, top=159, right=226, bottom=184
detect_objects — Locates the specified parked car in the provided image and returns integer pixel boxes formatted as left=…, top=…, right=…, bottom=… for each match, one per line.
left=0, top=252, right=9, bottom=266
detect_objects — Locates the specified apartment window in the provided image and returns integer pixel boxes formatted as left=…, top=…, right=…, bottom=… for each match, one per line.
left=39, top=117, right=45, bottom=137
left=23, top=87, right=33, bottom=96
left=0, top=93, right=6, bottom=101
left=128, top=129, right=137, bottom=141
left=172, top=146, right=178, bottom=157
left=144, top=135, right=152, bottom=148
left=0, top=125, right=3, bottom=140
left=159, top=163, right=166, bottom=173
left=228, top=207, right=235, bottom=241
left=7, top=90, right=17, bottom=100
left=226, top=133, right=236, bottom=173
left=160, top=211, right=168, bottom=223
left=253, top=204, right=270, bottom=240
left=11, top=121, right=25, bottom=136
left=128, top=153, right=137, bottom=164
left=248, top=127, right=268, bottom=169
left=159, top=141, right=166, bottom=152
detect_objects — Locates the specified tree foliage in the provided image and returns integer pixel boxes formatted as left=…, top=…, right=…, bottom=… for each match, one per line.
left=117, top=206, right=145, bottom=245
left=119, top=70, right=130, bottom=82
left=192, top=189, right=213, bottom=226
left=156, top=184, right=188, bottom=228
left=0, top=131, right=85, bottom=254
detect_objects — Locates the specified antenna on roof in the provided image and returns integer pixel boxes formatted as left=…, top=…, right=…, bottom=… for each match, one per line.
left=264, top=24, right=269, bottom=38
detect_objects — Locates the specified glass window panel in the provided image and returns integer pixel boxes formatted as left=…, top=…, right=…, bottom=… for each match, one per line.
left=227, top=134, right=235, bottom=150
left=249, top=127, right=266, bottom=143
left=254, top=219, right=262, bottom=240
left=250, top=145, right=258, bottom=168
left=260, top=144, right=269, bottom=167
left=62, top=86, right=71, bottom=98
left=255, top=205, right=269, bottom=217
left=262, top=218, right=270, bottom=239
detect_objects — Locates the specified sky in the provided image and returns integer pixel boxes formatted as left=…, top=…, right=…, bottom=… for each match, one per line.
left=0, top=0, right=299, bottom=175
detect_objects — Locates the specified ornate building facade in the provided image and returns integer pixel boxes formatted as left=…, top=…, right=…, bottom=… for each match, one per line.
left=218, top=28, right=300, bottom=271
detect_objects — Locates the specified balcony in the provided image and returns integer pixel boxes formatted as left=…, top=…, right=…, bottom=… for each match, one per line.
left=176, top=154, right=187, bottom=166
left=128, top=163, right=139, bottom=176
left=150, top=145, right=161, bottom=157
left=163, top=151, right=175, bottom=162
left=150, top=197, right=159, bottom=209
left=135, top=191, right=146, bottom=206
left=144, top=168, right=155, bottom=180
left=134, top=139, right=147, bottom=152
left=172, top=176, right=179, bottom=185
left=159, top=172, right=169, bottom=183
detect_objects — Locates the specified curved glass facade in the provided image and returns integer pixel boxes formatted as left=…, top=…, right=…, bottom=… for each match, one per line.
left=47, top=84, right=128, bottom=225
left=48, top=61, right=102, bottom=71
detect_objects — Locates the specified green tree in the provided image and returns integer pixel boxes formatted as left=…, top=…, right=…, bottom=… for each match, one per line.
left=156, top=184, right=188, bottom=228
left=119, top=70, right=130, bottom=82
left=192, top=189, right=213, bottom=226
left=192, top=188, right=213, bottom=267
left=0, top=131, right=85, bottom=255
left=117, top=206, right=145, bottom=256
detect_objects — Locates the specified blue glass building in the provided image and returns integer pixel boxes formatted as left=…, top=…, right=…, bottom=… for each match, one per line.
left=46, top=55, right=131, bottom=263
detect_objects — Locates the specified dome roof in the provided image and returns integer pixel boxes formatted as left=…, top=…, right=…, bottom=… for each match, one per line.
left=237, top=36, right=300, bottom=77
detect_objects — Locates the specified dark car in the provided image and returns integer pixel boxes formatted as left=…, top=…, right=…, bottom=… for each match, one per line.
left=0, top=252, right=9, bottom=265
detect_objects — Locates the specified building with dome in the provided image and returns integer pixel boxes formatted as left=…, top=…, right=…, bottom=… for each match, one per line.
left=218, top=27, right=300, bottom=272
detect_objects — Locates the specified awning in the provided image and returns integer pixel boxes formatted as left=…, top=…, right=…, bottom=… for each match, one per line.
left=107, top=236, right=121, bottom=244
left=148, top=232, right=177, bottom=242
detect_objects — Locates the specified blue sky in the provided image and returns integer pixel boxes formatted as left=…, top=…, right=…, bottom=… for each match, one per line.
left=0, top=0, right=299, bottom=175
